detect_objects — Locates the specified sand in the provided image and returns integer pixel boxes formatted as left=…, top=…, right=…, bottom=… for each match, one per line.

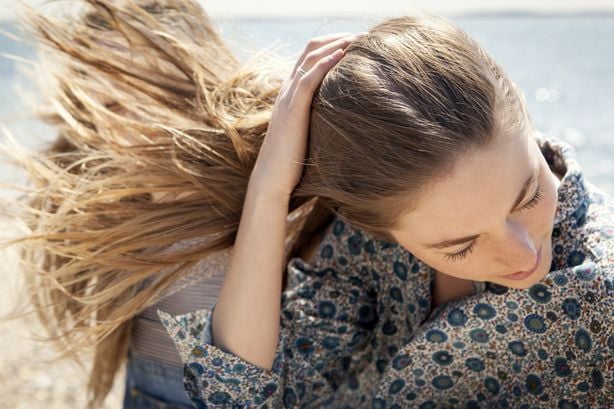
left=0, top=215, right=124, bottom=409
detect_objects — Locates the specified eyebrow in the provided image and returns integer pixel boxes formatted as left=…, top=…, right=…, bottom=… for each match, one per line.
left=426, top=233, right=480, bottom=249
left=424, top=168, right=538, bottom=250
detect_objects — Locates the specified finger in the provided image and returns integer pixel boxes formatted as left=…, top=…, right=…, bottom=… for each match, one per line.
left=293, top=34, right=359, bottom=79
left=291, top=32, right=355, bottom=77
left=293, top=31, right=368, bottom=78
left=288, top=31, right=367, bottom=96
left=291, top=48, right=345, bottom=108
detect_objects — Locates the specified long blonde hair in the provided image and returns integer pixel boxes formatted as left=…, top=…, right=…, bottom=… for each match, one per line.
left=0, top=0, right=529, bottom=407
left=1, top=0, right=325, bottom=406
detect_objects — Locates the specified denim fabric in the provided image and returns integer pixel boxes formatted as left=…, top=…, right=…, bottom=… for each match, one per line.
left=123, top=352, right=195, bottom=409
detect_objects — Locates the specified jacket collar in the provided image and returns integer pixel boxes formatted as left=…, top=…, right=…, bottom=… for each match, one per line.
left=536, top=132, right=589, bottom=228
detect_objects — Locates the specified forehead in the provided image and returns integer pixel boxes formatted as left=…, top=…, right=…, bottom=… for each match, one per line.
left=395, top=132, right=536, bottom=238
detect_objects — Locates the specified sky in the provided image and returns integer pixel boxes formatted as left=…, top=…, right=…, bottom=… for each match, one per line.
left=1, top=0, right=614, bottom=21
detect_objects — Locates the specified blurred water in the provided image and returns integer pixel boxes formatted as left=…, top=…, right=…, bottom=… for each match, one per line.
left=1, top=14, right=613, bottom=195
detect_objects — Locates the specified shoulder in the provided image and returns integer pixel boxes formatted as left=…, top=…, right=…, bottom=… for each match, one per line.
left=285, top=214, right=436, bottom=324
left=538, top=131, right=612, bottom=272
left=289, top=215, right=431, bottom=283
left=285, top=216, right=381, bottom=292
left=566, top=174, right=613, bottom=274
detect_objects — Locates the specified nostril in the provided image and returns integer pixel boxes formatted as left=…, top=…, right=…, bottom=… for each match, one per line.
left=499, top=245, right=543, bottom=281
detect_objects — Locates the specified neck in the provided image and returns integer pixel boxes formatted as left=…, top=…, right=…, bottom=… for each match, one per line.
left=431, top=270, right=476, bottom=309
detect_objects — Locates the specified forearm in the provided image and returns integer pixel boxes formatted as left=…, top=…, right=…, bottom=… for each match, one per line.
left=211, top=179, right=289, bottom=370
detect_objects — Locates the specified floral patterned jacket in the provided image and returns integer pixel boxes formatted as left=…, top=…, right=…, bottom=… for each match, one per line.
left=159, top=135, right=613, bottom=408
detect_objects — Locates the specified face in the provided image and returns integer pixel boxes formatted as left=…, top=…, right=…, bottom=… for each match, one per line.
left=389, top=130, right=561, bottom=289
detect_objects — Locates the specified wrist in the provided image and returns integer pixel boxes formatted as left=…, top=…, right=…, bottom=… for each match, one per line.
left=247, top=172, right=293, bottom=204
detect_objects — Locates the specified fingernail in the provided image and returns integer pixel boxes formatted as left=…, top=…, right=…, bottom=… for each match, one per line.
left=355, top=31, right=369, bottom=37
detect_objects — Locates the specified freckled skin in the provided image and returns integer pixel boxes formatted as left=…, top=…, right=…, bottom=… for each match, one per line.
left=390, top=131, right=561, bottom=291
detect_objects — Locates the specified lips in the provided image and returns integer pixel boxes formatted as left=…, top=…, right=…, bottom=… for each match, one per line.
left=500, top=245, right=543, bottom=281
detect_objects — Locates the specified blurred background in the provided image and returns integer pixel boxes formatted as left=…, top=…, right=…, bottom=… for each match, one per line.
left=1, top=1, right=613, bottom=408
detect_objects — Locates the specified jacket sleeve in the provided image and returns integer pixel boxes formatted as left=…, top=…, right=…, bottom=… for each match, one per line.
left=158, top=256, right=381, bottom=408
left=372, top=260, right=613, bottom=408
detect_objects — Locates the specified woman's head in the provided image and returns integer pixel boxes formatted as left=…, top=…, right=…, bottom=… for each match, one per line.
left=295, top=14, right=560, bottom=288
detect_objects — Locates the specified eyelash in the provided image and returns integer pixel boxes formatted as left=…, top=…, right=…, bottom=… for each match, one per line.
left=519, top=184, right=543, bottom=211
left=443, top=184, right=544, bottom=262
left=444, top=241, right=476, bottom=262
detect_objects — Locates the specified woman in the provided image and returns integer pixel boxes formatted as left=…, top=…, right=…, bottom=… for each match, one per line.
left=156, top=6, right=613, bottom=409
left=1, top=1, right=611, bottom=408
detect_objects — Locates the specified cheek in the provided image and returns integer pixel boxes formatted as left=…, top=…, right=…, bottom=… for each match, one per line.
left=540, top=156, right=561, bottom=209
left=539, top=173, right=560, bottom=226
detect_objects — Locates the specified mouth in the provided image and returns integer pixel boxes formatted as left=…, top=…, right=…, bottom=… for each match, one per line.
left=500, top=245, right=543, bottom=281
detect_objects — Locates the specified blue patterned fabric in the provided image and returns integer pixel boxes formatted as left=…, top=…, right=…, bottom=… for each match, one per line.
left=159, top=135, right=613, bottom=408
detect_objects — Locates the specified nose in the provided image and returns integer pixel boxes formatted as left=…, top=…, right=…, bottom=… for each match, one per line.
left=495, top=221, right=538, bottom=272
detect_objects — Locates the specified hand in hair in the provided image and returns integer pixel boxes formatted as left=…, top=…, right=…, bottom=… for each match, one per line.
left=248, top=32, right=363, bottom=199
left=212, top=33, right=362, bottom=370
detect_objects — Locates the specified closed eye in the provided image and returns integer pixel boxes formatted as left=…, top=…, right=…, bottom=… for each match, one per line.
left=443, top=240, right=476, bottom=262
left=518, top=184, right=543, bottom=211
